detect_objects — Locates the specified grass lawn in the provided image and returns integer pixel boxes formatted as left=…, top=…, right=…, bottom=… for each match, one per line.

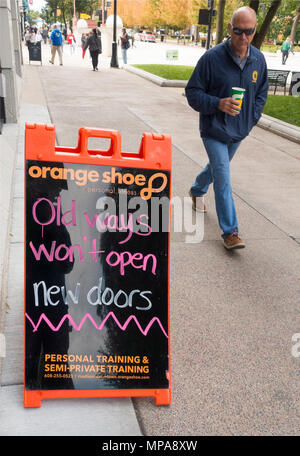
left=263, top=95, right=300, bottom=127
left=133, top=65, right=300, bottom=127
left=133, top=64, right=194, bottom=80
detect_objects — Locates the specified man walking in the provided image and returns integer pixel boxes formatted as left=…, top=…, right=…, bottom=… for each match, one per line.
left=185, top=6, right=268, bottom=250
left=281, top=37, right=292, bottom=65
left=49, top=24, right=63, bottom=65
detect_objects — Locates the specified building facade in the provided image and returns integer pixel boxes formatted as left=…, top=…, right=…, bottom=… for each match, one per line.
left=0, top=0, right=23, bottom=128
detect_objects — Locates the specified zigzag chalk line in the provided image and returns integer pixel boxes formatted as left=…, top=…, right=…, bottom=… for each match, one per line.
left=25, top=311, right=168, bottom=338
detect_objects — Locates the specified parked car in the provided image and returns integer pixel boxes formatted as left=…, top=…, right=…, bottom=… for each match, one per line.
left=139, top=30, right=156, bottom=43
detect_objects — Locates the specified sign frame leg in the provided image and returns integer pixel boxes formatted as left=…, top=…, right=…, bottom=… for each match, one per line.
left=155, top=389, right=171, bottom=405
left=24, top=391, right=42, bottom=408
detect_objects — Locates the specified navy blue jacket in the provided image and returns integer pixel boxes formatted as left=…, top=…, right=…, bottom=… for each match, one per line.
left=185, top=40, right=268, bottom=144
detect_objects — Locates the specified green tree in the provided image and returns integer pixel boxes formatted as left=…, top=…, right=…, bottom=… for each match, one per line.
left=44, top=0, right=98, bottom=26
left=251, top=0, right=300, bottom=43
left=75, top=0, right=99, bottom=16
left=290, top=3, right=300, bottom=44
left=224, top=0, right=243, bottom=24
left=257, top=1, right=282, bottom=46
left=27, top=9, right=40, bottom=25
left=248, top=0, right=282, bottom=48
left=44, top=0, right=70, bottom=25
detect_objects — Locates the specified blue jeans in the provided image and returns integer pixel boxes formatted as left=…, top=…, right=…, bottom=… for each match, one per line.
left=121, top=48, right=127, bottom=64
left=190, top=137, right=241, bottom=238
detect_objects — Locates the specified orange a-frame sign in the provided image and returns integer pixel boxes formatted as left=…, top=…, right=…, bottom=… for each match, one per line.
left=24, top=124, right=171, bottom=407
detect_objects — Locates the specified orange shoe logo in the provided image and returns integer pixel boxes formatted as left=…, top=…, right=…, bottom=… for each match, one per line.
left=140, top=173, right=168, bottom=200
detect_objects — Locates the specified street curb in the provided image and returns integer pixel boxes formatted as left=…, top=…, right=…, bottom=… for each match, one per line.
left=257, top=113, right=300, bottom=144
left=125, top=64, right=187, bottom=87
left=125, top=65, right=300, bottom=145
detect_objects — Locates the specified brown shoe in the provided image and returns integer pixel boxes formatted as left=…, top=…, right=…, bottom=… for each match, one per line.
left=189, top=190, right=207, bottom=213
left=223, top=233, right=245, bottom=250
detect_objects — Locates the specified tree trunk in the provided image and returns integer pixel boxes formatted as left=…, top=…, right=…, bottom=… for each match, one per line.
left=290, top=4, right=300, bottom=45
left=61, top=0, right=68, bottom=29
left=252, top=0, right=282, bottom=49
left=215, top=0, right=226, bottom=44
left=61, top=7, right=66, bottom=29
left=249, top=1, right=260, bottom=14
left=195, top=26, right=199, bottom=45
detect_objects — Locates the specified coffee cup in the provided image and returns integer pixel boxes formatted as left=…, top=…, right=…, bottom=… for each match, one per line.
left=232, top=87, right=246, bottom=110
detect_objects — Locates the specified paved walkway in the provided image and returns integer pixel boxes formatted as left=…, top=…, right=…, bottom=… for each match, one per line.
left=0, top=41, right=299, bottom=436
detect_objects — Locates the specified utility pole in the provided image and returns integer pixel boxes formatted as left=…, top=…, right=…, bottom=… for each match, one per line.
left=206, top=0, right=214, bottom=50
left=72, top=0, right=77, bottom=30
left=110, top=0, right=118, bottom=67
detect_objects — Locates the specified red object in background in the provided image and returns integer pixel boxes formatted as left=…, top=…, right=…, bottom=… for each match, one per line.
left=67, top=34, right=76, bottom=44
left=139, top=30, right=156, bottom=42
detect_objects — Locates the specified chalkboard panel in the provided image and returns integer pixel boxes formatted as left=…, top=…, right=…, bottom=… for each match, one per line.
left=28, top=41, right=42, bottom=63
left=25, top=160, right=170, bottom=393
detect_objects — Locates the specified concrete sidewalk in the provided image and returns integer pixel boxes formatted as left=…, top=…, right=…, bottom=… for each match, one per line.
left=0, top=42, right=299, bottom=436
left=0, top=53, right=142, bottom=436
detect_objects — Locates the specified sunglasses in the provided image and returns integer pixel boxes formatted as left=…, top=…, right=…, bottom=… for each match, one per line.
left=232, top=27, right=256, bottom=36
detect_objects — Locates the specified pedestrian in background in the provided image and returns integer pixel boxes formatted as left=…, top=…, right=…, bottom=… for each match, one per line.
left=281, top=37, right=292, bottom=65
left=35, top=30, right=42, bottom=43
left=185, top=6, right=268, bottom=250
left=49, top=24, right=63, bottom=66
left=63, top=27, right=67, bottom=42
left=41, top=27, right=48, bottom=44
left=81, top=33, right=88, bottom=58
left=131, top=33, right=135, bottom=48
left=120, top=27, right=130, bottom=64
left=24, top=28, right=31, bottom=46
left=29, top=29, right=37, bottom=43
left=83, top=28, right=102, bottom=71
left=67, top=31, right=76, bottom=56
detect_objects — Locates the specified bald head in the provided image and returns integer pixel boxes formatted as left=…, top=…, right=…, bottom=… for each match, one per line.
left=231, top=6, right=257, bottom=27
left=228, top=6, right=257, bottom=59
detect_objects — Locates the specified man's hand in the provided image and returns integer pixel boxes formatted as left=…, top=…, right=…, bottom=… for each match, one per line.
left=218, top=98, right=241, bottom=116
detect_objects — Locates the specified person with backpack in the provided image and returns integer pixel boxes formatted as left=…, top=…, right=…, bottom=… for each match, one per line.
left=281, top=37, right=292, bottom=65
left=49, top=24, right=63, bottom=65
left=120, top=27, right=130, bottom=65
left=83, top=28, right=102, bottom=71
